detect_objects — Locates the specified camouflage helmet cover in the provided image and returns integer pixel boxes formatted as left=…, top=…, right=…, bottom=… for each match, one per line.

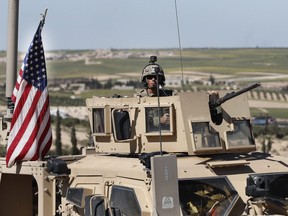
left=141, top=63, right=165, bottom=83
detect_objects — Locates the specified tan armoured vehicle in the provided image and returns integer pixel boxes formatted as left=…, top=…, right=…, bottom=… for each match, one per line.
left=1, top=66, right=288, bottom=216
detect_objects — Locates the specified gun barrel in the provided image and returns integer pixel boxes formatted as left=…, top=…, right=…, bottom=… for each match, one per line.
left=212, top=82, right=261, bottom=108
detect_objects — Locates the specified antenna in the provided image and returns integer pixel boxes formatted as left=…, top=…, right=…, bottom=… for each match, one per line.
left=174, top=0, right=184, bottom=91
left=154, top=58, right=163, bottom=156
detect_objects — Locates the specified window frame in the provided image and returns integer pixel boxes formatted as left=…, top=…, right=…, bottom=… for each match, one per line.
left=144, top=104, right=174, bottom=136
left=91, top=106, right=111, bottom=136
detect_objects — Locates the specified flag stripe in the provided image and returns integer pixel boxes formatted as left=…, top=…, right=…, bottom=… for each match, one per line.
left=6, top=84, right=41, bottom=164
left=25, top=93, right=50, bottom=160
left=9, top=81, right=32, bottom=132
left=40, top=126, right=52, bottom=158
left=12, top=90, right=43, bottom=162
left=11, top=68, right=24, bottom=102
left=32, top=107, right=52, bottom=160
left=7, top=85, right=50, bottom=165
left=5, top=81, right=33, bottom=162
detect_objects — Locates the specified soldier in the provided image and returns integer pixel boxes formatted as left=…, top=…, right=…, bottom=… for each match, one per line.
left=137, top=56, right=173, bottom=97
left=137, top=56, right=171, bottom=129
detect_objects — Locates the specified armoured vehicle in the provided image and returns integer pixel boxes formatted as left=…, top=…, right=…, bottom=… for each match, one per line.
left=1, top=71, right=288, bottom=215
left=2, top=3, right=288, bottom=215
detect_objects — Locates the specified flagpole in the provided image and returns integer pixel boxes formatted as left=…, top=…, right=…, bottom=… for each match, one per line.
left=6, top=0, right=19, bottom=117
left=40, top=8, right=48, bottom=28
left=41, top=8, right=48, bottom=23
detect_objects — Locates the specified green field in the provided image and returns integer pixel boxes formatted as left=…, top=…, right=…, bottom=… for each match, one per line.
left=50, top=48, right=288, bottom=80
left=1, top=48, right=288, bottom=82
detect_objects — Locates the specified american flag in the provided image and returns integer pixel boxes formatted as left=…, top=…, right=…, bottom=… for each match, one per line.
left=6, top=20, right=52, bottom=168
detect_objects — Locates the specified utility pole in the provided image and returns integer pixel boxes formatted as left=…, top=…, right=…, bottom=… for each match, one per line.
left=6, top=0, right=19, bottom=117
left=0, top=0, right=19, bottom=147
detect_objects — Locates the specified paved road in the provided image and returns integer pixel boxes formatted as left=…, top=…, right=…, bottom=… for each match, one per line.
left=249, top=100, right=288, bottom=109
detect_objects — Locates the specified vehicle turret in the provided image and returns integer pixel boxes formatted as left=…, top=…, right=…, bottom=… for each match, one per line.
left=86, top=84, right=258, bottom=156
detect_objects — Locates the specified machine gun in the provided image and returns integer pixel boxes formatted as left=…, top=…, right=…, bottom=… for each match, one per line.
left=209, top=82, right=261, bottom=125
left=245, top=172, right=288, bottom=215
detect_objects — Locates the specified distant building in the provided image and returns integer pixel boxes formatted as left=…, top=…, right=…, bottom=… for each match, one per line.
left=111, top=85, right=134, bottom=90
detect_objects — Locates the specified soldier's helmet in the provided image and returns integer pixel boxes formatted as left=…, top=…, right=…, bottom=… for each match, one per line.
left=141, top=56, right=165, bottom=87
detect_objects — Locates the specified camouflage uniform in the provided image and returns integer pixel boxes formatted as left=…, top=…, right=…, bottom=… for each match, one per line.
left=136, top=89, right=174, bottom=97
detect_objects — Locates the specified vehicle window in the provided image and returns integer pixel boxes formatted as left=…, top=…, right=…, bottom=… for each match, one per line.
left=179, top=177, right=238, bottom=216
left=92, top=108, right=105, bottom=133
left=227, top=120, right=255, bottom=146
left=113, top=110, right=131, bottom=140
left=191, top=122, right=221, bottom=149
left=145, top=107, right=170, bottom=133
left=110, top=185, right=141, bottom=216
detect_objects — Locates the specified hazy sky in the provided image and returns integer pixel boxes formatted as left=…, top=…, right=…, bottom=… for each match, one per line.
left=1, top=0, right=288, bottom=51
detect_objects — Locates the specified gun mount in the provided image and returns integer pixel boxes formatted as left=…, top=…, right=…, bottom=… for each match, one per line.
left=209, top=82, right=261, bottom=125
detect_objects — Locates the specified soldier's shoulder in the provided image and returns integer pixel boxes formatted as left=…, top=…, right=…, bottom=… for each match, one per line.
left=135, top=89, right=147, bottom=97
left=160, top=89, right=176, bottom=96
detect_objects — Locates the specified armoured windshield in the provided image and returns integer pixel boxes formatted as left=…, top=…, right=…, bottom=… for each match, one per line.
left=110, top=185, right=141, bottom=216
left=179, top=177, right=238, bottom=216
left=191, top=122, right=221, bottom=149
left=226, top=120, right=254, bottom=146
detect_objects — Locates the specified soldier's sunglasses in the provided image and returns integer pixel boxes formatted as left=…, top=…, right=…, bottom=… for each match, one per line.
left=146, top=75, right=157, bottom=80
